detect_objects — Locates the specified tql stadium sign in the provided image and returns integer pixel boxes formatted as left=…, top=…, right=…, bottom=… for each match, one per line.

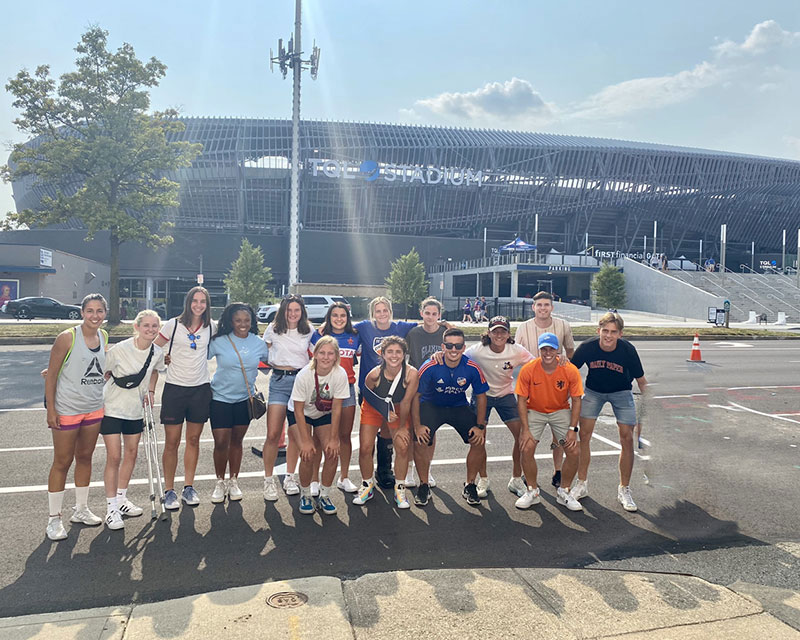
left=308, top=159, right=485, bottom=187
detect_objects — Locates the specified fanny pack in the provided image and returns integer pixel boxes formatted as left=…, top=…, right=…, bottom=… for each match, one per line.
left=314, top=372, right=333, bottom=412
left=112, top=344, right=154, bottom=389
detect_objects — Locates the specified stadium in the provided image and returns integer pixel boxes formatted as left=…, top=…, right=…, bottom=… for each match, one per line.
left=5, top=118, right=800, bottom=315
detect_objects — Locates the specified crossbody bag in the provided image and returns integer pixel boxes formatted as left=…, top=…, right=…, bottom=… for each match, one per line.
left=228, top=336, right=267, bottom=420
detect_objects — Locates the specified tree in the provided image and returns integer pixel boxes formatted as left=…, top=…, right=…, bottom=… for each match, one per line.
left=224, top=239, right=274, bottom=310
left=2, top=27, right=202, bottom=323
left=386, top=248, right=429, bottom=319
left=591, top=263, right=626, bottom=309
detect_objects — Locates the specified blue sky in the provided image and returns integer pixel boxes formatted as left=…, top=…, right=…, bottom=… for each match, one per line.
left=2, top=1, right=799, bottom=220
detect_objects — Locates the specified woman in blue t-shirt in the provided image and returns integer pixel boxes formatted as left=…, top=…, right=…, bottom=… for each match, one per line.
left=207, top=303, right=269, bottom=504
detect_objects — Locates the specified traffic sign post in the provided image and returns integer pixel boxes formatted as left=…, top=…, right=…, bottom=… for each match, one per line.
left=724, top=299, right=730, bottom=328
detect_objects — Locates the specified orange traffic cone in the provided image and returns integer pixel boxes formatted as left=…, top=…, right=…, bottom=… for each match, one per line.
left=687, top=333, right=705, bottom=363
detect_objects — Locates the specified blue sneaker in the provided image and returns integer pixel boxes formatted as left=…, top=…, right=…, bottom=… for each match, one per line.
left=317, top=495, right=337, bottom=515
left=164, top=489, right=179, bottom=511
left=181, top=485, right=200, bottom=506
left=298, top=494, right=315, bottom=515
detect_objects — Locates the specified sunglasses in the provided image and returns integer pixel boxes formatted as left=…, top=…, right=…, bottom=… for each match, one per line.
left=443, top=342, right=465, bottom=350
left=188, top=333, right=199, bottom=350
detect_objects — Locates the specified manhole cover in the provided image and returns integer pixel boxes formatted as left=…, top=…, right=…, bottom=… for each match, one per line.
left=267, top=591, right=308, bottom=609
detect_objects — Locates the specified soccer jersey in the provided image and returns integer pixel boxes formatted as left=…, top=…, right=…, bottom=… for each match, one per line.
left=158, top=318, right=216, bottom=386
left=515, top=358, right=583, bottom=413
left=310, top=330, right=360, bottom=384
left=353, top=320, right=417, bottom=389
left=417, top=355, right=489, bottom=407
left=571, top=337, right=644, bottom=393
left=464, top=342, right=533, bottom=397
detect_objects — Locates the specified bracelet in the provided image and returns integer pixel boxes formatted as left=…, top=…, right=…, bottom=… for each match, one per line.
left=475, top=423, right=486, bottom=430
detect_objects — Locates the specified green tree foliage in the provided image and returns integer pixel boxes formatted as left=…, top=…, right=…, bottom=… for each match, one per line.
left=2, top=27, right=202, bottom=323
left=386, top=248, right=429, bottom=319
left=591, top=263, right=626, bottom=309
left=224, top=239, right=274, bottom=310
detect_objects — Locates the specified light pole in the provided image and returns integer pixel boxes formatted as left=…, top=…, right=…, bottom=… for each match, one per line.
left=720, top=223, right=727, bottom=286
left=782, top=229, right=786, bottom=274
left=271, top=0, right=320, bottom=291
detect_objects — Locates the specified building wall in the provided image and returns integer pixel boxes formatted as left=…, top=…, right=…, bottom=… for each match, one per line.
left=623, top=258, right=723, bottom=320
left=43, top=251, right=110, bottom=303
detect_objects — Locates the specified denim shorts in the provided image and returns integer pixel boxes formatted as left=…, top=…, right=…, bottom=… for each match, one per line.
left=342, top=383, right=356, bottom=408
left=580, top=388, right=637, bottom=425
left=268, top=371, right=298, bottom=406
left=471, top=393, right=520, bottom=424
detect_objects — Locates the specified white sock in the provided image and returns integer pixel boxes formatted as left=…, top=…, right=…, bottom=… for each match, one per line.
left=106, top=497, right=117, bottom=512
left=512, top=476, right=522, bottom=482
left=300, top=486, right=311, bottom=497
left=319, top=485, right=331, bottom=498
left=75, top=485, right=89, bottom=509
left=48, top=491, right=64, bottom=517
left=117, top=488, right=127, bottom=502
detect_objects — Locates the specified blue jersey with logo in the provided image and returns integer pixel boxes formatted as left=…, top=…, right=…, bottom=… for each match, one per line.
left=310, top=329, right=360, bottom=384
left=417, top=355, right=489, bottom=407
left=353, top=320, right=417, bottom=389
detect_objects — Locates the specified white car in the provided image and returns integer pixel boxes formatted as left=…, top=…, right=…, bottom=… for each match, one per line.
left=257, top=295, right=351, bottom=323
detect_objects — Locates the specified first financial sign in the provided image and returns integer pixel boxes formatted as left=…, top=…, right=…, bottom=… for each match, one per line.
left=309, top=159, right=485, bottom=187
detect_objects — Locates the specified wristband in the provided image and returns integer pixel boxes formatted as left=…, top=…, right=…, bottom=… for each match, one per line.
left=569, top=425, right=579, bottom=432
left=475, top=423, right=486, bottom=430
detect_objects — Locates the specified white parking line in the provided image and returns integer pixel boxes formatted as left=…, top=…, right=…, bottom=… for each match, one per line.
left=727, top=402, right=800, bottom=425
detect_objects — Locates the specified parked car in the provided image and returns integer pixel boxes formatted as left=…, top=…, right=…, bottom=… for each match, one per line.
left=1, top=297, right=82, bottom=320
left=257, top=295, right=351, bottom=323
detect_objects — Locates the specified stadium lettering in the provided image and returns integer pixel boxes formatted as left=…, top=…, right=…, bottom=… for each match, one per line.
left=308, top=159, right=484, bottom=187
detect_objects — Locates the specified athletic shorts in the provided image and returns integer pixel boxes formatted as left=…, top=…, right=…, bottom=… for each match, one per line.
left=209, top=399, right=251, bottom=429
left=342, top=383, right=356, bottom=408
left=580, top=388, right=637, bottom=425
left=54, top=408, right=104, bottom=431
left=418, top=402, right=480, bottom=446
left=268, top=371, right=298, bottom=406
left=100, top=416, right=144, bottom=435
left=527, top=408, right=571, bottom=442
left=359, top=397, right=408, bottom=430
left=471, top=393, right=520, bottom=424
left=160, top=383, right=211, bottom=425
left=286, top=410, right=332, bottom=429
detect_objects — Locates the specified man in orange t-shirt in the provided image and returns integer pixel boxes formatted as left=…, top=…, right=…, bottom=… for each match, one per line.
left=514, top=332, right=583, bottom=512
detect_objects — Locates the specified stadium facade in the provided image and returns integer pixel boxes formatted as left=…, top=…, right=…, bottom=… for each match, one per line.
left=6, top=118, right=800, bottom=313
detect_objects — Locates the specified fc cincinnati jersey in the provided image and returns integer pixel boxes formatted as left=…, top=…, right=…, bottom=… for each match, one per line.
left=417, top=355, right=489, bottom=407
left=310, top=330, right=360, bottom=384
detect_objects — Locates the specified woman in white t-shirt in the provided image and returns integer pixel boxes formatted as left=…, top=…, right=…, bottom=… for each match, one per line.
left=154, top=286, right=216, bottom=510
left=261, top=295, right=313, bottom=502
left=288, top=336, right=350, bottom=516
left=100, top=310, right=166, bottom=530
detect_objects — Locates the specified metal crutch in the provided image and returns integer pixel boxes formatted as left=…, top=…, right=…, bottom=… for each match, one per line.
left=142, top=393, right=168, bottom=520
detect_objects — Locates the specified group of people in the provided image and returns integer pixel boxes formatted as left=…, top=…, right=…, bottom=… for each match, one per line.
left=461, top=296, right=488, bottom=323
left=43, top=288, right=647, bottom=540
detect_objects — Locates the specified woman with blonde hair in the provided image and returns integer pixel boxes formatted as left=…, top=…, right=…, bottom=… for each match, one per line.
left=100, top=310, right=166, bottom=530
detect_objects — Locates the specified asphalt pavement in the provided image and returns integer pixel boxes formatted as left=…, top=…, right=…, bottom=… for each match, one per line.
left=0, top=339, right=798, bottom=633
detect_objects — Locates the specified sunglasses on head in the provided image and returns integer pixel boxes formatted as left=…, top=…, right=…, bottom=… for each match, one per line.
left=443, top=342, right=465, bottom=350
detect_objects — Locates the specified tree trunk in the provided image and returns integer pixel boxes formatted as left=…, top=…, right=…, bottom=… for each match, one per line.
left=108, top=233, right=121, bottom=325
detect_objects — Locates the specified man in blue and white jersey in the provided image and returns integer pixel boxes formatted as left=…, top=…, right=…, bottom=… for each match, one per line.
left=414, top=328, right=489, bottom=507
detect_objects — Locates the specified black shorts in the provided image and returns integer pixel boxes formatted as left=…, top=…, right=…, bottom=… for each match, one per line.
left=160, top=383, right=212, bottom=425
left=287, top=410, right=332, bottom=428
left=100, top=416, right=144, bottom=435
left=210, top=399, right=251, bottom=429
left=419, top=402, right=479, bottom=446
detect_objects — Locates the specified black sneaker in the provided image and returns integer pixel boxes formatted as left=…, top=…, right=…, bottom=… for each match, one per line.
left=462, top=482, right=480, bottom=506
left=414, top=483, right=431, bottom=506
left=551, top=470, right=562, bottom=488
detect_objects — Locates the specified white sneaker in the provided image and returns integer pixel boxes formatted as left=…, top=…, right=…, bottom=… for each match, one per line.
left=310, top=481, right=320, bottom=497
left=618, top=485, right=638, bottom=512
left=283, top=473, right=300, bottom=496
left=404, top=466, right=417, bottom=488
left=476, top=476, right=490, bottom=498
left=263, top=476, right=279, bottom=502
left=394, top=484, right=410, bottom=509
left=337, top=477, right=359, bottom=493
left=515, top=487, right=541, bottom=509
left=570, top=479, right=588, bottom=501
left=70, top=506, right=102, bottom=526
left=507, top=477, right=526, bottom=497
left=105, top=510, right=124, bottom=530
left=46, top=516, right=67, bottom=541
left=117, top=499, right=143, bottom=517
left=556, top=487, right=583, bottom=512
left=428, top=472, right=436, bottom=488
left=211, top=479, right=227, bottom=504
left=228, top=478, right=243, bottom=501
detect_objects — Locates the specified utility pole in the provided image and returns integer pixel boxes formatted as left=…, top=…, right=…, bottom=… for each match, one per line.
left=270, top=0, right=320, bottom=291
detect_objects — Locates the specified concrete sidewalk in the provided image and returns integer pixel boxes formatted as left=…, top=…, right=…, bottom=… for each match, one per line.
left=1, top=569, right=797, bottom=639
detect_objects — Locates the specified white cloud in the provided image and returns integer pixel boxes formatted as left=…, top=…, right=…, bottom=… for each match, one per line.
left=714, top=20, right=800, bottom=57
left=407, top=77, right=556, bottom=127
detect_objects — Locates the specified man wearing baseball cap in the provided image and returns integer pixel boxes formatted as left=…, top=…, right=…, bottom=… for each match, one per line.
left=514, top=332, right=584, bottom=511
